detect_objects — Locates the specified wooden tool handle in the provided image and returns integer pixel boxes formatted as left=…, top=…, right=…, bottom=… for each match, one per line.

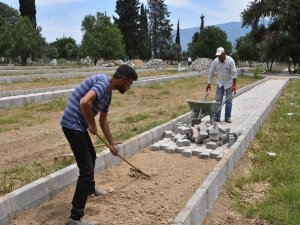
left=95, top=133, right=140, bottom=171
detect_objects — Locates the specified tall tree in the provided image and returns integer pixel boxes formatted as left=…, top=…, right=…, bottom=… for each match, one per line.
left=11, top=16, right=43, bottom=65
left=173, top=19, right=182, bottom=61
left=148, top=0, right=173, bottom=59
left=175, top=19, right=180, bottom=45
left=114, top=0, right=140, bottom=59
left=200, top=14, right=205, bottom=31
left=188, top=26, right=232, bottom=59
left=81, top=12, right=125, bottom=65
left=0, top=3, right=19, bottom=58
left=137, top=3, right=151, bottom=59
left=19, top=0, right=36, bottom=29
left=236, top=32, right=259, bottom=67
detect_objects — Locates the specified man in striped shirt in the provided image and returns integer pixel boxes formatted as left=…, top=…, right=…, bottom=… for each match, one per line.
left=61, top=65, right=138, bottom=225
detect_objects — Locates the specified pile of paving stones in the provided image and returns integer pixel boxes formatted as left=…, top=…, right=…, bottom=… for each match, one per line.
left=187, top=57, right=213, bottom=73
left=150, top=122, right=240, bottom=160
left=144, top=59, right=167, bottom=70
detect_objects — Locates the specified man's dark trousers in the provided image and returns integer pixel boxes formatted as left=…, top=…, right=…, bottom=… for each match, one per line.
left=62, top=127, right=96, bottom=220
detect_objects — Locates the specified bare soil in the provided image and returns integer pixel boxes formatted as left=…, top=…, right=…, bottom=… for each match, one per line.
left=9, top=149, right=217, bottom=225
left=202, top=142, right=271, bottom=225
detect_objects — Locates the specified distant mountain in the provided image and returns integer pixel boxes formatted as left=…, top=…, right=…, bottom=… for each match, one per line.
left=174, top=22, right=251, bottom=51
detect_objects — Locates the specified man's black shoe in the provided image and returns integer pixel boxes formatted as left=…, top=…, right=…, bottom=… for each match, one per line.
left=225, top=118, right=232, bottom=123
left=215, top=118, right=220, bottom=122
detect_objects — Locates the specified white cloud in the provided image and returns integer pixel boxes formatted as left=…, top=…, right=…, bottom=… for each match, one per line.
left=165, top=0, right=193, bottom=8
left=36, top=0, right=86, bottom=7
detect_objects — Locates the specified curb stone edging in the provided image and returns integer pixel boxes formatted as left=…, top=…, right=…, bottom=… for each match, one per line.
left=0, top=78, right=284, bottom=225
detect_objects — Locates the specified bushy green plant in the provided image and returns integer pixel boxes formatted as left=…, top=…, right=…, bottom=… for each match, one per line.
left=253, top=66, right=262, bottom=79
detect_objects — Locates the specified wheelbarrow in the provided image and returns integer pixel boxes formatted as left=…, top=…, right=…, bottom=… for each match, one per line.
left=186, top=99, right=221, bottom=125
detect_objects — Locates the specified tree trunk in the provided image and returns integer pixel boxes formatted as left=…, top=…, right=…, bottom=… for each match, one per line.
left=269, top=61, right=273, bottom=71
left=288, top=61, right=292, bottom=74
left=266, top=62, right=270, bottom=71
left=21, top=54, right=27, bottom=65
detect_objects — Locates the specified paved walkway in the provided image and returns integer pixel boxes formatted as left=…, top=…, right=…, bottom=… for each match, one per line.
left=208, top=78, right=288, bottom=135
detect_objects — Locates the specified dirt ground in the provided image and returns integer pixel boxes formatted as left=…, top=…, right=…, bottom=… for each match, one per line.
left=202, top=142, right=270, bottom=225
left=9, top=149, right=217, bottom=225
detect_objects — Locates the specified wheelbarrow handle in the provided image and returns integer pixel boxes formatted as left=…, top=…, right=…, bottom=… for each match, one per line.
left=217, top=93, right=235, bottom=112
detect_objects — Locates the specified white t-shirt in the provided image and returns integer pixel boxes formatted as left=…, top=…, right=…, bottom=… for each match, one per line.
left=207, top=55, right=237, bottom=89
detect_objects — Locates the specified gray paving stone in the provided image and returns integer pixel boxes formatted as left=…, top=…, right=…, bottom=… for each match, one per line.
left=175, top=146, right=185, bottom=154
left=199, top=149, right=211, bottom=159
left=122, top=137, right=139, bottom=157
left=176, top=139, right=191, bottom=147
left=10, top=177, right=51, bottom=213
left=177, top=126, right=192, bottom=135
left=200, top=172, right=219, bottom=210
left=182, top=148, right=193, bottom=157
left=150, top=143, right=160, bottom=151
left=192, top=148, right=203, bottom=156
left=138, top=130, right=154, bottom=150
left=46, top=164, right=78, bottom=196
left=0, top=194, right=13, bottom=225
left=163, top=130, right=173, bottom=138
left=206, top=141, right=218, bottom=150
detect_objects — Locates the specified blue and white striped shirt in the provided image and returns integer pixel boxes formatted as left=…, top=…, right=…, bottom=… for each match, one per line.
left=60, top=74, right=112, bottom=131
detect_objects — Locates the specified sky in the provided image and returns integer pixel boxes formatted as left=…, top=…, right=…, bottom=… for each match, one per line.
left=1, top=0, right=252, bottom=44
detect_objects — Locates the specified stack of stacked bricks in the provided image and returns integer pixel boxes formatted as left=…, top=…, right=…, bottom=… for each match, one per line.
left=150, top=122, right=240, bottom=160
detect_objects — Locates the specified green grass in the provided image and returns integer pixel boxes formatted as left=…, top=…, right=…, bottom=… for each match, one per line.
left=0, top=160, right=74, bottom=195
left=122, top=113, right=150, bottom=123
left=229, top=80, right=300, bottom=225
left=0, top=97, right=67, bottom=131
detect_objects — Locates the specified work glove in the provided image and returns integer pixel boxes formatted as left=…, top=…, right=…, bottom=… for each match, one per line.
left=232, top=85, right=237, bottom=94
left=206, top=83, right=211, bottom=92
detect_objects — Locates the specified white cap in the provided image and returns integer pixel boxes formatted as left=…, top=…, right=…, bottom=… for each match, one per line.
left=216, top=47, right=225, bottom=56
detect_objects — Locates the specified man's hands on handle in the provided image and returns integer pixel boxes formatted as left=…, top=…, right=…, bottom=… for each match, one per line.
left=206, top=83, right=211, bottom=92
left=110, top=144, right=119, bottom=156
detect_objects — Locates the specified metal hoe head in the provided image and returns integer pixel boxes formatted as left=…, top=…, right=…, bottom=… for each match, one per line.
left=95, top=133, right=151, bottom=179
left=130, top=168, right=151, bottom=179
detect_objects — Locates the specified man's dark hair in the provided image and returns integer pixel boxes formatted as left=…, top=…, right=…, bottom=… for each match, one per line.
left=113, top=65, right=138, bottom=81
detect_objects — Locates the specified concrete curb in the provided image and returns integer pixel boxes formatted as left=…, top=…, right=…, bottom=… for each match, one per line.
left=0, top=78, right=287, bottom=224
left=0, top=68, right=177, bottom=83
left=0, top=72, right=201, bottom=108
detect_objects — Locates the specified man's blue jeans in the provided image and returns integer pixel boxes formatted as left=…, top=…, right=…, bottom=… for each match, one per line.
left=215, top=85, right=233, bottom=120
left=62, top=127, right=97, bottom=220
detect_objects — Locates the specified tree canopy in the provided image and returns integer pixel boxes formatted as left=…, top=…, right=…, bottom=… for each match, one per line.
left=148, top=0, right=173, bottom=59
left=241, top=0, right=300, bottom=72
left=114, top=0, right=140, bottom=59
left=81, top=12, right=125, bottom=65
left=50, top=36, right=77, bottom=59
left=188, top=26, right=232, bottom=59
